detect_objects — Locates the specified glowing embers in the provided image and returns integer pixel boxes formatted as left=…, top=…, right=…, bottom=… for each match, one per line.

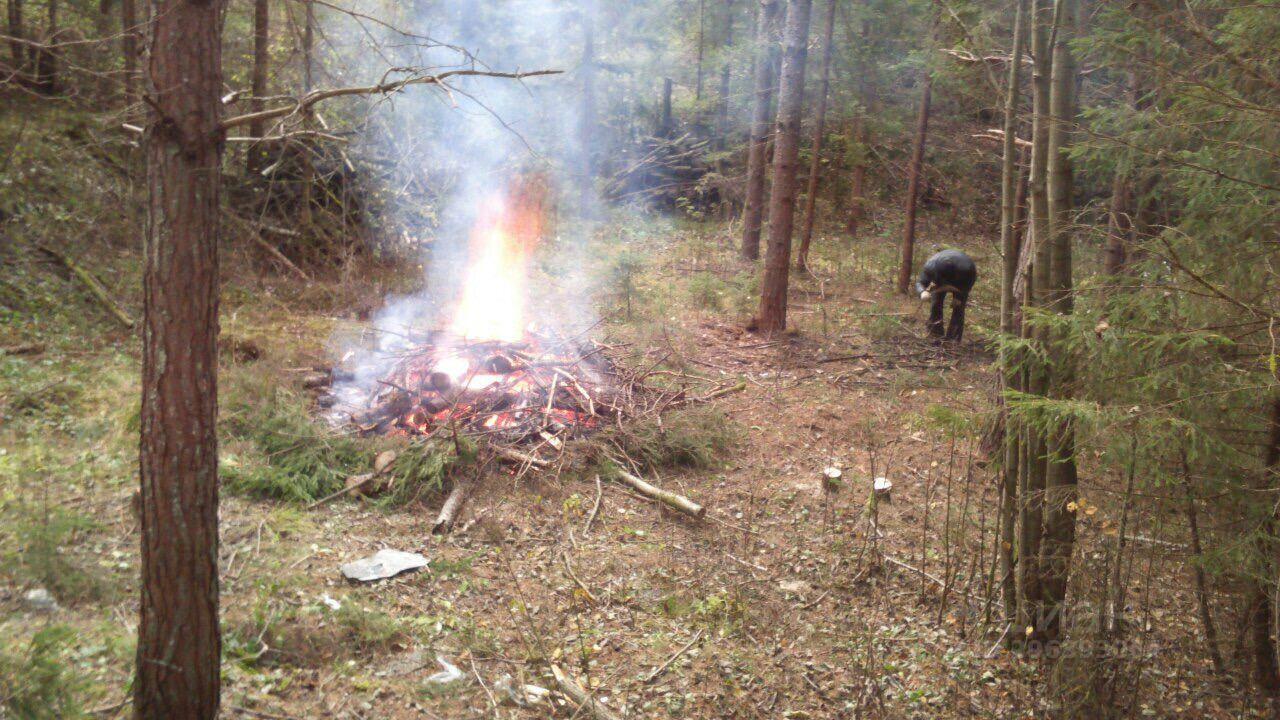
left=349, top=331, right=616, bottom=445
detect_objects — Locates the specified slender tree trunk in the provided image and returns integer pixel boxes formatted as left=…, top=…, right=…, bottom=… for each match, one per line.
left=248, top=0, right=270, bottom=173
left=121, top=0, right=138, bottom=112
left=716, top=0, right=734, bottom=148
left=1104, top=75, right=1144, bottom=279
left=1250, top=395, right=1280, bottom=699
left=579, top=1, right=597, bottom=213
left=756, top=0, right=813, bottom=334
left=999, top=0, right=1029, bottom=633
left=1016, top=0, right=1053, bottom=642
left=134, top=1, right=225, bottom=717
left=660, top=76, right=674, bottom=135
left=895, top=3, right=938, bottom=294
left=1036, top=0, right=1081, bottom=645
left=740, top=0, right=781, bottom=260
left=794, top=0, right=836, bottom=272
left=300, top=1, right=315, bottom=227
left=1180, top=453, right=1225, bottom=675
left=96, top=0, right=115, bottom=98
left=34, top=0, right=56, bottom=94
left=6, top=0, right=24, bottom=70
left=845, top=12, right=873, bottom=238
left=695, top=0, right=706, bottom=101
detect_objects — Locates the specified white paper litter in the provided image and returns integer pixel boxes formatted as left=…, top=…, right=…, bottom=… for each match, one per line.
left=340, top=549, right=429, bottom=582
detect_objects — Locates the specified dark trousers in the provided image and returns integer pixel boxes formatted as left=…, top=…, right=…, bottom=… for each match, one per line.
left=927, top=292, right=968, bottom=341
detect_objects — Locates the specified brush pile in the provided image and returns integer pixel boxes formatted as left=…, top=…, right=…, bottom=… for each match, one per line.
left=345, top=329, right=629, bottom=448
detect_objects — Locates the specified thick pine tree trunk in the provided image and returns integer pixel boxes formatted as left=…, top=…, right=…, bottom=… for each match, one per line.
left=1036, top=0, right=1080, bottom=645
left=794, top=0, right=836, bottom=272
left=133, top=2, right=225, bottom=718
left=756, top=0, right=813, bottom=334
left=740, top=0, right=781, bottom=260
left=1016, top=0, right=1053, bottom=641
left=248, top=0, right=270, bottom=172
left=894, top=4, right=938, bottom=294
left=999, top=0, right=1029, bottom=634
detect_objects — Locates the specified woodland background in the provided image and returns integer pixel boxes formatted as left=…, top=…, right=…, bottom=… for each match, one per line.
left=0, top=0, right=1278, bottom=718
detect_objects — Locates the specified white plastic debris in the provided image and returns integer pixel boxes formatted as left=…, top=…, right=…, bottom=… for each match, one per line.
left=779, top=579, right=812, bottom=595
left=495, top=674, right=550, bottom=707
left=319, top=593, right=341, bottom=611
left=340, top=549, right=428, bottom=582
left=23, top=588, right=58, bottom=612
left=425, top=655, right=465, bottom=685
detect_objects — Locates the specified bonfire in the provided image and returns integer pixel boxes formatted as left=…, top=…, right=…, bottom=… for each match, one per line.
left=339, top=174, right=625, bottom=448
left=325, top=174, right=711, bottom=531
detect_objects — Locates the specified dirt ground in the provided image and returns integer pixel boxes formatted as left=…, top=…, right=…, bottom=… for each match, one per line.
left=0, top=216, right=1250, bottom=719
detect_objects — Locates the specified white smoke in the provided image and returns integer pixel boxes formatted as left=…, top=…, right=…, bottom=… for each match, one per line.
left=327, top=0, right=604, bottom=410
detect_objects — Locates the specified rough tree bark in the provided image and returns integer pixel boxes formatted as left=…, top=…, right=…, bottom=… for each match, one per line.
left=999, top=0, right=1029, bottom=634
left=794, top=0, right=837, bottom=272
left=740, top=0, right=781, bottom=260
left=134, top=0, right=226, bottom=718
left=247, top=0, right=270, bottom=173
left=1016, top=0, right=1053, bottom=641
left=756, top=0, right=813, bottom=334
left=1036, top=0, right=1080, bottom=645
left=895, top=3, right=938, bottom=294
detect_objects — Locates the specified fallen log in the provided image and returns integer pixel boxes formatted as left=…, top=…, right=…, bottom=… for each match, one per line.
left=0, top=343, right=45, bottom=356
left=613, top=468, right=705, bottom=519
left=549, top=665, right=623, bottom=720
left=36, top=244, right=136, bottom=330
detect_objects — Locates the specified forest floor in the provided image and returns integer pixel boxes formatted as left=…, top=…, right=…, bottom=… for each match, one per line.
left=0, top=111, right=1256, bottom=720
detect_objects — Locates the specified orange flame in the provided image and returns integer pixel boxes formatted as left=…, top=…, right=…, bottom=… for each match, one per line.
left=449, top=175, right=547, bottom=342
